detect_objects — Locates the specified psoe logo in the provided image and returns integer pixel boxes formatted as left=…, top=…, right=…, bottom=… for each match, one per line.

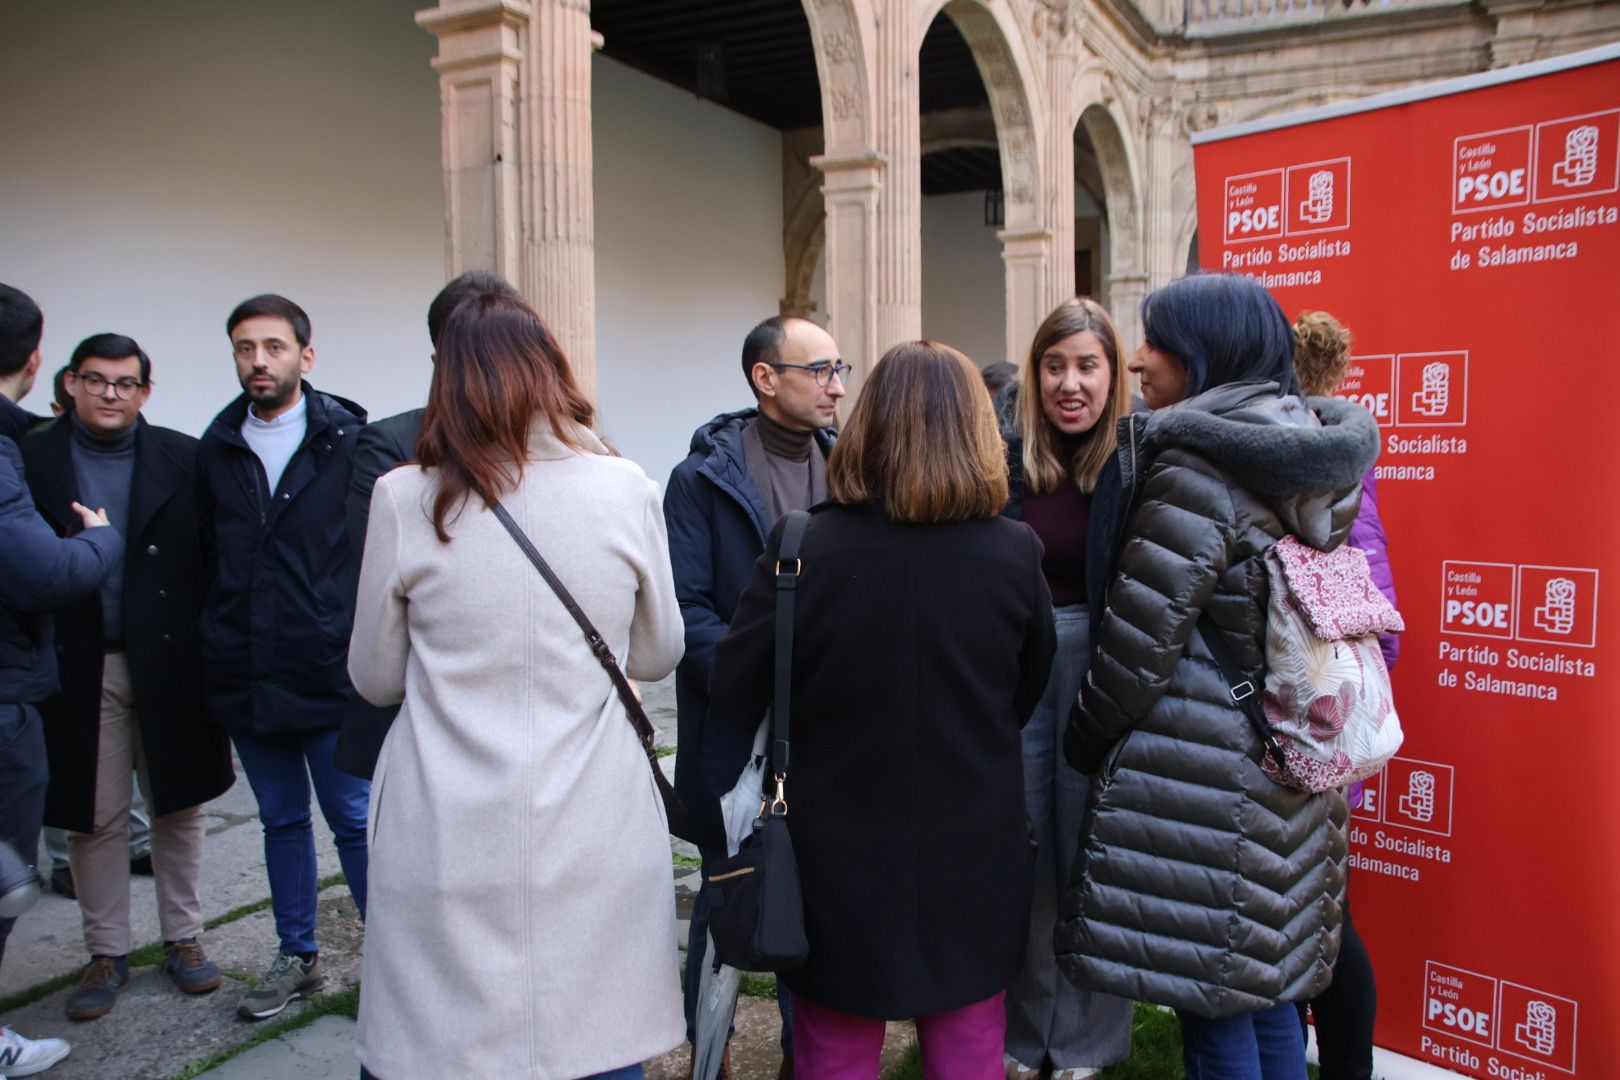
left=1383, top=757, right=1455, bottom=836
left=1223, top=169, right=1284, bottom=244
left=1396, top=352, right=1468, bottom=427
left=1334, top=354, right=1393, bottom=427
left=1285, top=158, right=1351, bottom=234
left=1453, top=126, right=1533, bottom=214
left=1422, top=961, right=1497, bottom=1050
left=1515, top=565, right=1599, bottom=648
left=1533, top=109, right=1620, bottom=203
left=1499, top=981, right=1578, bottom=1073
left=1440, top=560, right=1515, bottom=640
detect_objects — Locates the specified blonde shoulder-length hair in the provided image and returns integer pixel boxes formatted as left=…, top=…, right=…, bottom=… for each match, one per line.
left=826, top=341, right=1008, bottom=523
left=1016, top=297, right=1127, bottom=495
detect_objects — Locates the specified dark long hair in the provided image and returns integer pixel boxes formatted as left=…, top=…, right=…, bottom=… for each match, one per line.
left=1141, top=272, right=1301, bottom=397
left=415, top=293, right=596, bottom=542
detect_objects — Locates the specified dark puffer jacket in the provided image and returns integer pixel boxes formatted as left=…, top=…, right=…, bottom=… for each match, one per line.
left=1056, top=382, right=1379, bottom=1018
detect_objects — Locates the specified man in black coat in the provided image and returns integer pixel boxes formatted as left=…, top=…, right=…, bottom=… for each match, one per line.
left=24, top=333, right=235, bottom=1021
left=197, top=294, right=371, bottom=1022
left=335, top=271, right=519, bottom=780
left=0, top=283, right=120, bottom=1075
left=663, top=315, right=847, bottom=1074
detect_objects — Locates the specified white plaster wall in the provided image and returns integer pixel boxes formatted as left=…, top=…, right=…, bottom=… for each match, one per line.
left=593, top=56, right=785, bottom=483
left=0, top=0, right=444, bottom=434
left=920, top=192, right=1007, bottom=368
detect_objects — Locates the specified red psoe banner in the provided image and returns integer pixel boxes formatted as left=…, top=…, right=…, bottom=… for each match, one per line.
left=1193, top=45, right=1620, bottom=1079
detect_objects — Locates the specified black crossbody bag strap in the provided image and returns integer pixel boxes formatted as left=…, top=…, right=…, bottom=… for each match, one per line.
left=1196, top=610, right=1287, bottom=772
left=767, top=511, right=810, bottom=805
left=491, top=501, right=686, bottom=820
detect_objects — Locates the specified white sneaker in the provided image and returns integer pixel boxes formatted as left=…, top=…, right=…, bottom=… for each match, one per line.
left=1004, top=1054, right=1039, bottom=1080
left=0, top=1027, right=70, bottom=1076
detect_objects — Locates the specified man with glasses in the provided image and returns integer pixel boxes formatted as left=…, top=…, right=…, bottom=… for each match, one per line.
left=664, top=316, right=847, bottom=1080
left=196, top=295, right=370, bottom=1021
left=22, top=334, right=234, bottom=1021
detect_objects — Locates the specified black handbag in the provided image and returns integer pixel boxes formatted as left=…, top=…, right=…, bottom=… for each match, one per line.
left=703, top=510, right=811, bottom=973
left=491, top=501, right=690, bottom=839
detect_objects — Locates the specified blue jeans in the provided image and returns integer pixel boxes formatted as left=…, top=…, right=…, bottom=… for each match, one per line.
left=1177, top=1002, right=1308, bottom=1080
left=684, top=846, right=793, bottom=1056
left=0, top=704, right=48, bottom=970
left=232, top=728, right=369, bottom=954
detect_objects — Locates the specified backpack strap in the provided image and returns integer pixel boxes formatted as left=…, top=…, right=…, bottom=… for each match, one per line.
left=1196, top=610, right=1288, bottom=772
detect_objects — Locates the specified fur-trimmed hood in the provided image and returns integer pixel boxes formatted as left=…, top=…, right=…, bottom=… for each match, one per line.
left=1137, top=380, right=1378, bottom=550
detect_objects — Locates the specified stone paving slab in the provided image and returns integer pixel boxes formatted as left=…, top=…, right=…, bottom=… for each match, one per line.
left=199, top=1014, right=359, bottom=1080
left=0, top=883, right=362, bottom=1080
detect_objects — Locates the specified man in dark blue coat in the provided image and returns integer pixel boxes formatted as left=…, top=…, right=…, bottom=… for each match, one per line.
left=0, top=282, right=121, bottom=1075
left=196, top=294, right=370, bottom=1022
left=664, top=315, right=846, bottom=1076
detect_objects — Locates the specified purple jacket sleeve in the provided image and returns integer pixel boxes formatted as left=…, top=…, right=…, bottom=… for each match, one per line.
left=1347, top=469, right=1400, bottom=669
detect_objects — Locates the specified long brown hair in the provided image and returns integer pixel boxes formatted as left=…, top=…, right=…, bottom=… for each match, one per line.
left=826, top=341, right=1008, bottom=523
left=415, top=292, right=596, bottom=542
left=1016, top=297, right=1126, bottom=494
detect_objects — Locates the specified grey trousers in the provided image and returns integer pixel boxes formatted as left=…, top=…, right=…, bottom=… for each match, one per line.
left=1004, top=605, right=1133, bottom=1071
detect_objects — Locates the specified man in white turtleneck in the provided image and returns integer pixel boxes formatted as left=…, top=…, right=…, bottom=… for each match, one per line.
left=664, top=316, right=848, bottom=1080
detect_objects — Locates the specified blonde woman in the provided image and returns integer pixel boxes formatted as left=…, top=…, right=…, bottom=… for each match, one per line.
left=997, top=299, right=1134, bottom=1080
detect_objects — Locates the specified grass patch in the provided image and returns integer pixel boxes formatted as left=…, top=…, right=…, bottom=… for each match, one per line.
left=739, top=973, right=777, bottom=1000
left=657, top=745, right=678, bottom=758
left=673, top=853, right=703, bottom=868
left=166, top=982, right=360, bottom=1080
left=1099, top=1003, right=1185, bottom=1079
left=0, top=971, right=78, bottom=1015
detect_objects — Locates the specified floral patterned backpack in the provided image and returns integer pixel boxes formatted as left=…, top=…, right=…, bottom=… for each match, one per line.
left=1204, top=535, right=1406, bottom=792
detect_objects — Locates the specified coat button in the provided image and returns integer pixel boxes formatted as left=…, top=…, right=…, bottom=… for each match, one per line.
left=147, top=544, right=159, bottom=556
left=282, top=493, right=290, bottom=500
left=157, top=589, right=167, bottom=599
left=336, top=428, right=344, bottom=436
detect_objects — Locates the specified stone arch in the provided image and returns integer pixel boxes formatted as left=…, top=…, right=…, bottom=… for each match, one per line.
left=1074, top=96, right=1143, bottom=278
left=918, top=0, right=1046, bottom=231
left=801, top=0, right=877, bottom=154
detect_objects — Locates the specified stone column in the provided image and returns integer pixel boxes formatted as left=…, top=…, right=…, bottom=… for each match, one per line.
left=521, top=0, right=598, bottom=397
left=415, top=0, right=530, bottom=284
left=1139, top=96, right=1182, bottom=290
left=1040, top=18, right=1082, bottom=312
left=812, top=151, right=885, bottom=382
left=1000, top=227, right=1050, bottom=367
left=1106, top=271, right=1149, bottom=361
left=871, top=9, right=922, bottom=353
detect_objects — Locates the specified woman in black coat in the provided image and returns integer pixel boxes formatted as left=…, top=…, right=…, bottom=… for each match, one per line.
left=711, top=341, right=1056, bottom=1080
left=1055, top=274, right=1379, bottom=1080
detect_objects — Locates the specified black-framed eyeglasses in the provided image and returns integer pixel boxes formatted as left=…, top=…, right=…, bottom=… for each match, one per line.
left=71, top=371, right=147, bottom=399
left=771, top=361, right=852, bottom=387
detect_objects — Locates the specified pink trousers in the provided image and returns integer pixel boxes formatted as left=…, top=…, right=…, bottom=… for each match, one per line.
left=791, top=991, right=1007, bottom=1080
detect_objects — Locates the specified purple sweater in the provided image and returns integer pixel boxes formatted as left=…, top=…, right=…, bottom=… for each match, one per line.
left=1347, top=469, right=1400, bottom=669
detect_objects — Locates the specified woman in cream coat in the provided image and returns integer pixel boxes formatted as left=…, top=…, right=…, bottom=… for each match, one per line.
left=347, top=291, right=686, bottom=1080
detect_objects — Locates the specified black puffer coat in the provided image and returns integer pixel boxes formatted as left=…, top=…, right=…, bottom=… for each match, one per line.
left=1055, top=381, right=1379, bottom=1018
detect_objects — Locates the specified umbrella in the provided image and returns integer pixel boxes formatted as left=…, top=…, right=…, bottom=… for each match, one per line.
left=692, top=718, right=771, bottom=1080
